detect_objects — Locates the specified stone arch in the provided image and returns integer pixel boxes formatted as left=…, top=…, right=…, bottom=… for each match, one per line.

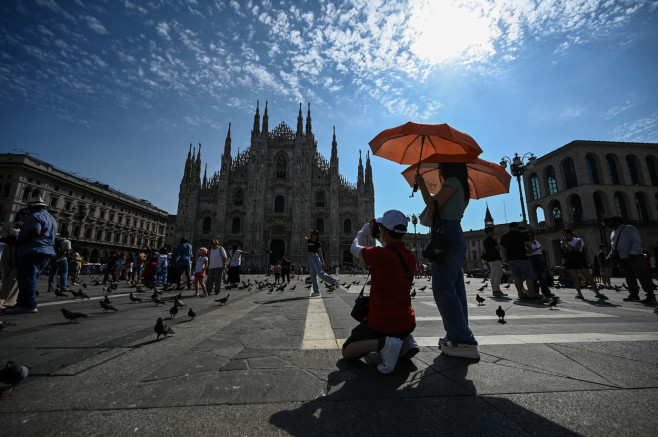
left=274, top=152, right=288, bottom=178
left=529, top=173, right=541, bottom=200
left=646, top=155, right=658, bottom=185
left=234, top=189, right=244, bottom=206
left=274, top=194, right=285, bottom=212
left=545, top=166, right=558, bottom=195
left=634, top=192, right=651, bottom=224
left=592, top=190, right=610, bottom=220
left=549, top=199, right=564, bottom=228
left=568, top=194, right=584, bottom=224
left=562, top=157, right=578, bottom=189
left=606, top=154, right=623, bottom=185
left=315, top=190, right=326, bottom=207
left=585, top=153, right=602, bottom=184
left=625, top=154, right=643, bottom=186
left=613, top=191, right=630, bottom=219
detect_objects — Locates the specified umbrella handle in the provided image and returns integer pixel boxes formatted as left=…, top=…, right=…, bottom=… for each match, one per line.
left=410, top=183, right=418, bottom=197
left=410, top=135, right=425, bottom=198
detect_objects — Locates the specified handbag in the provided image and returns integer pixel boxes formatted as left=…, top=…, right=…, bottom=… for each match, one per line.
left=422, top=199, right=452, bottom=264
left=350, top=272, right=371, bottom=322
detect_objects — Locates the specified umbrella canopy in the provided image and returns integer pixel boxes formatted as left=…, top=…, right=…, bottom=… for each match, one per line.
left=401, top=156, right=511, bottom=200
left=369, top=122, right=483, bottom=165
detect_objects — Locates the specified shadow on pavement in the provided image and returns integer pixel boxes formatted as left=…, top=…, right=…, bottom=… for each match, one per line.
left=269, top=355, right=578, bottom=436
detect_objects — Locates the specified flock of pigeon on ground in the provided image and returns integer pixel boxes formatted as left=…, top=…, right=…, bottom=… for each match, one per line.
left=2, top=272, right=656, bottom=395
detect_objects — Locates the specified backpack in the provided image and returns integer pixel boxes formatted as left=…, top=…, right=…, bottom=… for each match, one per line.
left=55, top=237, right=67, bottom=258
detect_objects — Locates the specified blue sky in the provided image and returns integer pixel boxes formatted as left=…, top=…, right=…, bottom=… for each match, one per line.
left=1, top=0, right=657, bottom=233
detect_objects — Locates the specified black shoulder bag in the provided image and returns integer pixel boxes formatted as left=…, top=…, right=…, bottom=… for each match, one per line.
left=422, top=199, right=452, bottom=264
left=350, top=247, right=414, bottom=323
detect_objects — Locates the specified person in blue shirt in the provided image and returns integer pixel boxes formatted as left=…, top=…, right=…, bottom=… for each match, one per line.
left=4, top=197, right=57, bottom=314
left=175, top=238, right=193, bottom=290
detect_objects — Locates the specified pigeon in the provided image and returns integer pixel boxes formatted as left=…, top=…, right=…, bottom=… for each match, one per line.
left=99, top=300, right=118, bottom=312
left=61, top=308, right=88, bottom=323
left=465, top=281, right=470, bottom=285
left=478, top=286, right=485, bottom=292
left=136, top=285, right=144, bottom=293
left=74, top=289, right=90, bottom=299
left=277, top=284, right=286, bottom=292
left=81, top=282, right=87, bottom=288
left=482, top=279, right=487, bottom=283
left=0, top=361, right=29, bottom=396
left=103, top=295, right=112, bottom=304
left=154, top=317, right=174, bottom=340
left=0, top=321, right=17, bottom=332
left=548, top=296, right=559, bottom=309
left=418, top=285, right=427, bottom=291
left=54, top=289, right=68, bottom=298
left=215, top=294, right=230, bottom=305
left=188, top=308, right=198, bottom=320
left=93, top=280, right=101, bottom=286
left=504, top=284, right=511, bottom=289
left=482, top=283, right=488, bottom=289
left=345, top=284, right=351, bottom=289
left=476, top=294, right=485, bottom=306
left=410, top=289, right=417, bottom=298
left=169, top=303, right=179, bottom=319
left=305, top=284, right=312, bottom=289
left=496, top=306, right=506, bottom=324
left=151, top=293, right=165, bottom=306
left=129, top=292, right=142, bottom=303
left=289, top=285, right=296, bottom=291
left=174, top=298, right=186, bottom=308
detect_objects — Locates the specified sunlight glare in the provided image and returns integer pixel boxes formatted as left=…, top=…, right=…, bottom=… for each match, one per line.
left=404, top=0, right=498, bottom=65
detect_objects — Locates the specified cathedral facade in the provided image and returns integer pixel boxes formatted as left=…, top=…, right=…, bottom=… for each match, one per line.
left=175, top=101, right=375, bottom=270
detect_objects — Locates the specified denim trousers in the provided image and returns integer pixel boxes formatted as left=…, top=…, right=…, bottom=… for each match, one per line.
left=17, top=252, right=52, bottom=309
left=156, top=263, right=168, bottom=285
left=48, top=258, right=69, bottom=290
left=430, top=220, right=477, bottom=345
left=308, top=253, right=336, bottom=293
left=529, top=254, right=551, bottom=296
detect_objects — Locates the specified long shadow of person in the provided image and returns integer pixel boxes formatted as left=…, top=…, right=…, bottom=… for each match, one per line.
left=269, top=351, right=578, bottom=436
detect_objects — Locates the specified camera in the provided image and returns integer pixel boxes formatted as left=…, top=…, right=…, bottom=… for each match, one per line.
left=370, top=219, right=381, bottom=239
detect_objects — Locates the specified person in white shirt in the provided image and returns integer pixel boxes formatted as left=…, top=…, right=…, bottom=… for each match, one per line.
left=207, top=239, right=227, bottom=295
left=227, top=245, right=250, bottom=285
left=194, top=247, right=209, bottom=297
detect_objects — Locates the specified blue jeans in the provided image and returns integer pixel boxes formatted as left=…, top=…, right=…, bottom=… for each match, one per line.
left=17, top=252, right=52, bottom=309
left=529, top=254, right=551, bottom=296
left=156, top=263, right=168, bottom=285
left=48, top=258, right=69, bottom=290
left=430, top=220, right=477, bottom=345
left=308, top=253, right=337, bottom=293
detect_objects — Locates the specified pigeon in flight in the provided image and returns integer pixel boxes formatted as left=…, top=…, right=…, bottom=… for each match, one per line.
left=476, top=294, right=485, bottom=306
left=496, top=306, right=506, bottom=324
left=154, top=317, right=174, bottom=340
left=0, top=361, right=29, bottom=396
left=61, top=308, right=88, bottom=323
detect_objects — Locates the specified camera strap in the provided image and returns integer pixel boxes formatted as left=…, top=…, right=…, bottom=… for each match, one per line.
left=387, top=246, right=413, bottom=289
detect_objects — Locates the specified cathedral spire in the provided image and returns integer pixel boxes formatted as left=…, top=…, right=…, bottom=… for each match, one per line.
left=252, top=100, right=260, bottom=136
left=357, top=149, right=364, bottom=188
left=305, top=102, right=312, bottom=136
left=202, top=163, right=207, bottom=188
left=187, top=143, right=192, bottom=160
left=365, top=150, right=373, bottom=187
left=296, top=102, right=303, bottom=137
left=223, top=123, right=232, bottom=157
left=331, top=126, right=338, bottom=161
left=262, top=100, right=269, bottom=136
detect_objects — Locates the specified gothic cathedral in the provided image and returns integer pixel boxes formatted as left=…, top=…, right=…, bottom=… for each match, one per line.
left=175, top=101, right=375, bottom=269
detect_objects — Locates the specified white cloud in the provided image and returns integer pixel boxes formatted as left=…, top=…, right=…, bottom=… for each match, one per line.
left=156, top=22, right=171, bottom=40
left=83, top=16, right=108, bottom=35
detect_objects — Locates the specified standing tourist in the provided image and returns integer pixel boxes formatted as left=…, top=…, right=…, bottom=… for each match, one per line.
left=280, top=254, right=292, bottom=284
left=206, top=239, right=227, bottom=295
left=47, top=230, right=71, bottom=292
left=4, top=197, right=57, bottom=314
left=605, top=216, right=656, bottom=304
left=103, top=252, right=118, bottom=284
left=482, top=226, right=506, bottom=297
left=0, top=209, right=30, bottom=310
left=525, top=230, right=553, bottom=298
left=302, top=230, right=339, bottom=296
left=561, top=228, right=606, bottom=300
left=596, top=244, right=613, bottom=289
left=194, top=247, right=209, bottom=297
left=155, top=247, right=169, bottom=286
left=499, top=223, right=541, bottom=300
left=227, top=244, right=250, bottom=286
left=343, top=210, right=417, bottom=374
left=174, top=238, right=193, bottom=290
left=415, top=164, right=479, bottom=359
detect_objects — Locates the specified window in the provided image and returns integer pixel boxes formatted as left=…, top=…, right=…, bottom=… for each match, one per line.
left=106, top=232, right=112, bottom=242
left=276, top=154, right=287, bottom=178
left=60, top=223, right=68, bottom=234
left=563, top=158, right=578, bottom=188
left=606, top=156, right=621, bottom=184
left=530, top=175, right=541, bottom=200
left=74, top=226, right=80, bottom=238
left=232, top=217, right=240, bottom=233
left=646, top=156, right=658, bottom=186
left=546, top=166, right=558, bottom=195
left=635, top=193, right=649, bottom=224
left=22, top=187, right=31, bottom=200
left=234, top=190, right=243, bottom=206
left=274, top=195, right=285, bottom=212
left=626, top=156, right=641, bottom=186
left=343, top=218, right=352, bottom=234
left=85, top=228, right=92, bottom=239
left=96, top=230, right=103, bottom=240
left=202, top=217, right=212, bottom=233
left=570, top=195, right=583, bottom=224
left=586, top=155, right=600, bottom=184
left=551, top=201, right=563, bottom=228
left=614, top=192, right=628, bottom=219
left=2, top=183, right=10, bottom=197
left=65, top=200, right=72, bottom=210
left=593, top=192, right=606, bottom=220
left=50, top=197, right=59, bottom=207
left=316, top=218, right=324, bottom=232
left=316, top=191, right=325, bottom=207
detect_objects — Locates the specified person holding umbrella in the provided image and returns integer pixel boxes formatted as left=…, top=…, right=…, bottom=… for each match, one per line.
left=415, top=163, right=479, bottom=360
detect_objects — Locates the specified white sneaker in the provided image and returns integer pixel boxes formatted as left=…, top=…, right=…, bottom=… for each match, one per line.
left=399, top=334, right=419, bottom=359
left=440, top=341, right=480, bottom=360
left=377, top=336, right=403, bottom=374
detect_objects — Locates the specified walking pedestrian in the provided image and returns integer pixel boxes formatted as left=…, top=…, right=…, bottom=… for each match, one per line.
left=302, top=230, right=339, bottom=295
left=415, top=164, right=479, bottom=359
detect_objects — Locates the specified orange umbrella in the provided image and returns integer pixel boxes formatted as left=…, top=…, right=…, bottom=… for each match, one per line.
left=369, top=121, right=483, bottom=165
left=401, top=156, right=511, bottom=199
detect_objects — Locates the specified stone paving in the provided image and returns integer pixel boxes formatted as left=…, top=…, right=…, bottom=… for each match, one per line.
left=1, top=273, right=657, bottom=436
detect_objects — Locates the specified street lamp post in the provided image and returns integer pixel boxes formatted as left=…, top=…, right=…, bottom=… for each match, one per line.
left=500, top=152, right=536, bottom=226
left=410, top=213, right=418, bottom=234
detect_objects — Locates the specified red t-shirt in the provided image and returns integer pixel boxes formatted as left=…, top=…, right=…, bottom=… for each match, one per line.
left=361, top=242, right=416, bottom=334
left=143, top=261, right=157, bottom=278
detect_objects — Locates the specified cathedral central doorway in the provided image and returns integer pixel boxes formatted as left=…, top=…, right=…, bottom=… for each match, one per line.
left=269, top=239, right=285, bottom=265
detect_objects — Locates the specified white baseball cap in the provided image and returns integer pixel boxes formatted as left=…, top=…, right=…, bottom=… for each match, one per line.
left=375, top=210, right=408, bottom=234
